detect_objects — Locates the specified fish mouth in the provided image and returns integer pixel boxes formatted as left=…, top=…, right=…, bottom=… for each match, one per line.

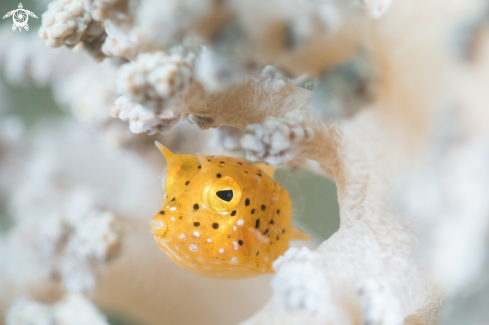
left=149, top=218, right=171, bottom=240
left=148, top=219, right=166, bottom=233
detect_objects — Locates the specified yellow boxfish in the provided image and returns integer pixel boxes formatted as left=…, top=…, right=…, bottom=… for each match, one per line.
left=149, top=142, right=310, bottom=279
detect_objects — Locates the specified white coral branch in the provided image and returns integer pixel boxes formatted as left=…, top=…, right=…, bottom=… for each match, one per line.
left=208, top=125, right=243, bottom=151
left=83, top=0, right=132, bottom=22
left=101, top=21, right=149, bottom=60
left=271, top=248, right=329, bottom=315
left=6, top=294, right=109, bottom=325
left=116, top=51, right=194, bottom=112
left=181, top=67, right=311, bottom=129
left=357, top=279, right=404, bottom=325
left=241, top=111, right=314, bottom=167
left=67, top=211, right=120, bottom=264
left=136, top=0, right=228, bottom=48
left=39, top=0, right=106, bottom=60
left=111, top=96, right=181, bottom=135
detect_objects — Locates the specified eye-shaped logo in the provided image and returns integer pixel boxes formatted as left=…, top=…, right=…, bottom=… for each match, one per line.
left=202, top=177, right=242, bottom=212
left=3, top=3, right=38, bottom=32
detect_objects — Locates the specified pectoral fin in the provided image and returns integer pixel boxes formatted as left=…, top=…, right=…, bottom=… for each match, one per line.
left=290, top=226, right=311, bottom=241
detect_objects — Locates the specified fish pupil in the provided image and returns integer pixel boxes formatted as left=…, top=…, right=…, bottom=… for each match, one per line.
left=216, top=190, right=233, bottom=202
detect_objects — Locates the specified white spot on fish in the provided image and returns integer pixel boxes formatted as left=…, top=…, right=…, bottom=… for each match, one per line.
left=233, top=241, right=238, bottom=250
left=237, top=219, right=244, bottom=226
left=264, top=255, right=269, bottom=261
left=272, top=196, right=279, bottom=201
left=193, top=231, right=200, bottom=237
left=170, top=207, right=176, bottom=211
left=219, top=248, right=224, bottom=254
left=233, top=226, right=237, bottom=231
left=170, top=217, right=175, bottom=221
left=189, top=244, right=198, bottom=251
left=179, top=234, right=186, bottom=239
left=207, top=238, right=212, bottom=242
left=219, top=212, right=227, bottom=215
left=230, top=257, right=238, bottom=264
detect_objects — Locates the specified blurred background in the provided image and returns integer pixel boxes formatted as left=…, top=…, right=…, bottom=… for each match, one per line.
left=0, top=1, right=340, bottom=324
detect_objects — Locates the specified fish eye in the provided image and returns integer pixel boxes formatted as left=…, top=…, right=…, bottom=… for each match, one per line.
left=216, top=190, right=233, bottom=202
left=202, top=178, right=241, bottom=212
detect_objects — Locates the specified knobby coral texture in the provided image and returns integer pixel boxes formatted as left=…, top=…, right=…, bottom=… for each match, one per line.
left=1, top=0, right=489, bottom=324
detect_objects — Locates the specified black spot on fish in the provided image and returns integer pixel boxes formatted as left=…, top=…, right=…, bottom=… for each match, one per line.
left=231, top=210, right=237, bottom=216
left=244, top=170, right=248, bottom=174
left=220, top=161, right=225, bottom=164
left=264, top=229, right=270, bottom=236
left=193, top=222, right=200, bottom=227
left=270, top=220, right=275, bottom=225
left=171, top=197, right=175, bottom=202
left=256, top=251, right=259, bottom=256
left=193, top=204, right=199, bottom=210
left=237, top=162, right=243, bottom=165
left=261, top=205, right=266, bottom=211
left=251, top=209, right=255, bottom=214
left=255, top=219, right=260, bottom=229
left=207, top=159, right=211, bottom=162
left=216, top=173, right=222, bottom=178
left=212, top=223, right=219, bottom=229
left=238, top=240, right=243, bottom=246
left=282, top=229, right=285, bottom=234
left=245, top=198, right=250, bottom=206
left=185, top=181, right=190, bottom=186
left=198, top=165, right=201, bottom=169
left=277, top=209, right=280, bottom=214
left=257, top=173, right=262, bottom=177
left=159, top=210, right=165, bottom=215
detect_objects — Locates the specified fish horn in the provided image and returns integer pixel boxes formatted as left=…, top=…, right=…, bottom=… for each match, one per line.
left=155, top=141, right=180, bottom=167
left=196, top=152, right=212, bottom=169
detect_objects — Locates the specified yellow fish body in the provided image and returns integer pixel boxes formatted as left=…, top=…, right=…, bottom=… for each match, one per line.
left=149, top=142, right=310, bottom=279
